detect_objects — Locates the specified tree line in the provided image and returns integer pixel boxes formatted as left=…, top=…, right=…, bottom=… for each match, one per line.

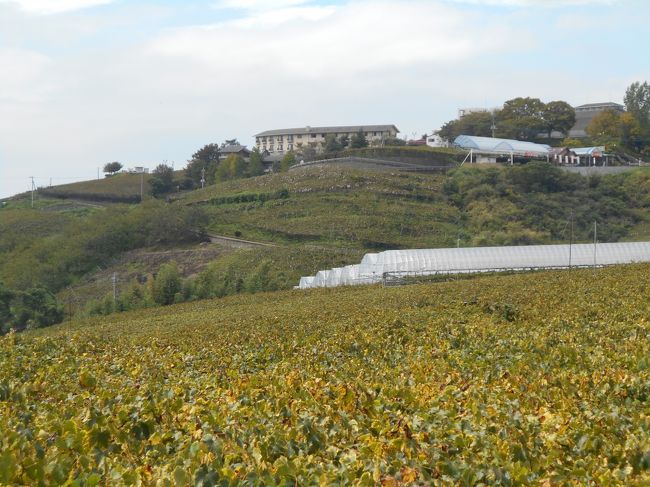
left=437, top=81, right=650, bottom=158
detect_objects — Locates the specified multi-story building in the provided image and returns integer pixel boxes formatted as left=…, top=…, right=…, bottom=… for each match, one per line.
left=254, top=125, right=399, bottom=155
left=568, top=102, right=625, bottom=138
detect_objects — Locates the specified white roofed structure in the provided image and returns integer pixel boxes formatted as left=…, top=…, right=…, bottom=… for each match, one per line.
left=296, top=242, right=650, bottom=289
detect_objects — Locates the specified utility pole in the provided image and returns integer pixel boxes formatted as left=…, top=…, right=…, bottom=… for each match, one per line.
left=568, top=209, right=574, bottom=269
left=140, top=172, right=144, bottom=202
left=491, top=109, right=496, bottom=138
left=593, top=221, right=598, bottom=271
left=201, top=167, right=206, bottom=189
left=112, top=273, right=117, bottom=304
left=30, top=176, right=35, bottom=208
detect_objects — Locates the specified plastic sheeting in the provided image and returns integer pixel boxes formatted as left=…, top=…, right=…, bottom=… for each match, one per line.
left=296, top=242, right=650, bottom=289
left=454, top=135, right=551, bottom=156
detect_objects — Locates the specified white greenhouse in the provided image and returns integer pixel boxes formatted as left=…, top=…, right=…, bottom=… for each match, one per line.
left=296, top=242, right=650, bottom=289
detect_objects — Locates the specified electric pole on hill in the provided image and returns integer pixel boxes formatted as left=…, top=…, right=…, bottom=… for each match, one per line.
left=30, top=176, right=35, bottom=208
left=201, top=167, right=206, bottom=189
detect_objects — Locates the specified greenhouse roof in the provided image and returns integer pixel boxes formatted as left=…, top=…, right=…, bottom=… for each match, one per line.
left=296, top=242, right=650, bottom=289
left=453, top=135, right=551, bottom=156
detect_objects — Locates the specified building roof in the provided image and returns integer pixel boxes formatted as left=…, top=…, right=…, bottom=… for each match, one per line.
left=297, top=242, right=650, bottom=288
left=220, top=144, right=250, bottom=154
left=571, top=146, right=606, bottom=156
left=453, top=135, right=551, bottom=156
left=255, top=125, right=399, bottom=137
left=574, top=102, right=624, bottom=111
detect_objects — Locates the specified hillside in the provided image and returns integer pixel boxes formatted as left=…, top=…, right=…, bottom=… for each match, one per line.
left=1, top=163, right=650, bottom=317
left=1, top=265, right=649, bottom=484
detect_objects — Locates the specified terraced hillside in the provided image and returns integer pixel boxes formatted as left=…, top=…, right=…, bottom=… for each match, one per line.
left=2, top=164, right=650, bottom=316
left=1, top=265, right=649, bottom=484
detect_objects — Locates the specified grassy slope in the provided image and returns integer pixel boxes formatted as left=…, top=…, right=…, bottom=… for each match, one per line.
left=2, top=265, right=649, bottom=484
left=38, top=172, right=154, bottom=201
left=2, top=164, right=650, bottom=312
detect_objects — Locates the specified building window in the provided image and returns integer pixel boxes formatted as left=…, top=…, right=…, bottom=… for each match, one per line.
left=297, top=134, right=302, bottom=139
left=311, top=134, right=316, bottom=138
left=288, top=143, right=293, bottom=150
left=278, top=145, right=283, bottom=151
left=373, top=132, right=377, bottom=136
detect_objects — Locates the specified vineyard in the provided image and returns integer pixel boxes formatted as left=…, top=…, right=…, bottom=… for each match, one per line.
left=1, top=265, right=649, bottom=485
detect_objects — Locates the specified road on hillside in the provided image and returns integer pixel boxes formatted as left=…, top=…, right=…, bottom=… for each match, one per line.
left=206, top=233, right=278, bottom=249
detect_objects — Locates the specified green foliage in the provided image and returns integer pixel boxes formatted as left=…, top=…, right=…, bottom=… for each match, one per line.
left=0, top=201, right=207, bottom=293
left=350, top=129, right=369, bottom=148
left=215, top=154, right=246, bottom=181
left=149, top=164, right=175, bottom=196
left=102, top=161, right=123, bottom=175
left=439, top=111, right=494, bottom=142
left=624, top=80, right=650, bottom=128
left=208, top=189, right=289, bottom=206
left=383, top=136, right=406, bottom=146
left=279, top=151, right=296, bottom=172
left=39, top=172, right=149, bottom=203
left=542, top=100, right=576, bottom=137
left=497, top=97, right=546, bottom=140
left=152, top=262, right=181, bottom=305
left=185, top=143, right=221, bottom=185
left=248, top=147, right=265, bottom=177
left=0, top=284, right=63, bottom=333
left=323, top=134, right=343, bottom=153
left=1, top=265, right=649, bottom=484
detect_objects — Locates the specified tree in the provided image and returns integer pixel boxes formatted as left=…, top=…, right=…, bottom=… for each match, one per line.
left=350, top=130, right=368, bottom=149
left=542, top=101, right=576, bottom=138
left=248, top=147, right=265, bottom=176
left=323, top=134, right=343, bottom=154
left=384, top=137, right=406, bottom=146
left=586, top=109, right=624, bottom=149
left=103, top=161, right=123, bottom=175
left=216, top=154, right=246, bottom=181
left=149, top=163, right=175, bottom=196
left=152, top=262, right=181, bottom=305
left=497, top=97, right=546, bottom=140
left=438, top=111, right=493, bottom=142
left=185, top=143, right=220, bottom=185
left=624, top=81, right=650, bottom=128
left=280, top=151, right=296, bottom=172
left=10, top=287, right=64, bottom=331
left=0, top=280, right=13, bottom=332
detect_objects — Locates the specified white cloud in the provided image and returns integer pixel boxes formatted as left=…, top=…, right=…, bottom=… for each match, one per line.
left=213, top=0, right=312, bottom=11
left=444, top=0, right=613, bottom=5
left=149, top=1, right=511, bottom=79
left=0, top=0, right=112, bottom=14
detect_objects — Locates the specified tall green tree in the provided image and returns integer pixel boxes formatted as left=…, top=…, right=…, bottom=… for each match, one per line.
left=248, top=147, right=265, bottom=176
left=542, top=101, right=576, bottom=137
left=624, top=81, right=650, bottom=128
left=185, top=143, right=220, bottom=185
left=280, top=151, right=297, bottom=172
left=152, top=262, right=181, bottom=305
left=149, top=164, right=175, bottom=196
left=350, top=130, right=369, bottom=149
left=497, top=97, right=546, bottom=140
left=438, top=111, right=493, bottom=142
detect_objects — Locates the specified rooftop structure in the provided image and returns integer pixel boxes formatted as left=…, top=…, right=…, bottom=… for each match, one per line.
left=254, top=125, right=399, bottom=155
left=297, top=242, right=650, bottom=289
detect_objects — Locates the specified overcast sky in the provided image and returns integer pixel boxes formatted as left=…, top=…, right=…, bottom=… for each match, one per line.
left=1, top=0, right=649, bottom=197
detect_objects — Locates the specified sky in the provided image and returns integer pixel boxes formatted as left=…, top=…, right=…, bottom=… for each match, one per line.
left=0, top=0, right=649, bottom=198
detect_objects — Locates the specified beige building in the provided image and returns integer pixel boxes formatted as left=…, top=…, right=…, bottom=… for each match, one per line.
left=254, top=125, right=399, bottom=155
